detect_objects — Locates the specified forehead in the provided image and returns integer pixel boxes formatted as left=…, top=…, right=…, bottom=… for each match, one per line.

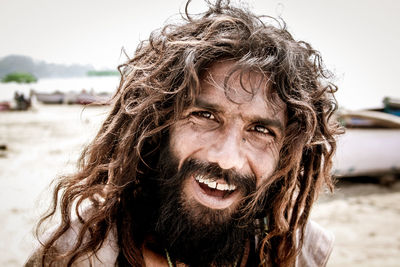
left=198, top=61, right=286, bottom=116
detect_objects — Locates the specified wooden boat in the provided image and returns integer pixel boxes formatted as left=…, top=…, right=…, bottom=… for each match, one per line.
left=334, top=128, right=400, bottom=177
left=34, top=91, right=64, bottom=104
left=0, top=101, right=11, bottom=111
left=334, top=109, right=400, bottom=177
left=383, top=97, right=400, bottom=116
left=33, top=90, right=111, bottom=105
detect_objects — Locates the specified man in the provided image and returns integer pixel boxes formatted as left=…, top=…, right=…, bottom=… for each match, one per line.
left=26, top=0, right=341, bottom=266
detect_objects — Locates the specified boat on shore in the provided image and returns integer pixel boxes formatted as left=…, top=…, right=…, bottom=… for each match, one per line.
left=334, top=108, right=400, bottom=178
left=34, top=91, right=64, bottom=104
left=32, top=90, right=112, bottom=105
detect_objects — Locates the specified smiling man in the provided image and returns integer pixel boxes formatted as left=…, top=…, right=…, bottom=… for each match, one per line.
left=26, top=1, right=341, bottom=266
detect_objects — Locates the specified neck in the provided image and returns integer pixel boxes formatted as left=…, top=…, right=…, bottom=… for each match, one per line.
left=142, top=239, right=251, bottom=267
left=142, top=244, right=185, bottom=267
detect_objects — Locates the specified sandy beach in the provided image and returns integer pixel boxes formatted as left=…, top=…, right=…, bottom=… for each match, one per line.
left=1, top=104, right=399, bottom=266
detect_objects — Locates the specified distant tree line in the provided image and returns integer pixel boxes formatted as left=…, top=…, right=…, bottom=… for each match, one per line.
left=0, top=55, right=95, bottom=79
left=87, top=70, right=120, bottom=76
left=2, top=72, right=37, bottom=83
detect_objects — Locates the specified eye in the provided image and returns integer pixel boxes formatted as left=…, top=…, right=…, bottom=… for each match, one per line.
left=191, top=111, right=215, bottom=120
left=250, top=125, right=273, bottom=136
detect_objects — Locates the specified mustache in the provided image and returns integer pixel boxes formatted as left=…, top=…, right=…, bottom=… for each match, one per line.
left=159, top=157, right=257, bottom=196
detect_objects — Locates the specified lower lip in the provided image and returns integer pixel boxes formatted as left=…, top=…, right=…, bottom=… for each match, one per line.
left=187, top=176, right=240, bottom=210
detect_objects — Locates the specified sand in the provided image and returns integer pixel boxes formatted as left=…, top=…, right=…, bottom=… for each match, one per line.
left=0, top=104, right=399, bottom=266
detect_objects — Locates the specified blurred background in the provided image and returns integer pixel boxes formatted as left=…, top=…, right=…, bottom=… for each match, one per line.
left=0, top=0, right=399, bottom=266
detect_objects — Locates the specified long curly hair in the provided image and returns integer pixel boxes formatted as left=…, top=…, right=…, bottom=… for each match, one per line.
left=34, top=0, right=342, bottom=266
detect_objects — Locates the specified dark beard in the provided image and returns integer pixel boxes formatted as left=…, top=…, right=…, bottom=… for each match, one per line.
left=152, top=147, right=258, bottom=266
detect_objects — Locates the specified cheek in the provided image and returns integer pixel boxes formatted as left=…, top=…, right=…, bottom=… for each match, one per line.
left=251, top=143, right=281, bottom=185
left=169, top=123, right=212, bottom=165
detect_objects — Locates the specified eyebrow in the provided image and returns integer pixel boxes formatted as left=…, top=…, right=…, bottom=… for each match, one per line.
left=194, top=98, right=223, bottom=113
left=193, top=98, right=285, bottom=133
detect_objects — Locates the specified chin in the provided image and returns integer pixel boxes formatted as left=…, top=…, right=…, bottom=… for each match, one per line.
left=156, top=181, right=254, bottom=267
left=154, top=153, right=257, bottom=265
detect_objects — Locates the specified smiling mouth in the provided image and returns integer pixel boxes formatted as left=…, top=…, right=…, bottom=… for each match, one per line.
left=187, top=174, right=241, bottom=210
left=195, top=175, right=236, bottom=197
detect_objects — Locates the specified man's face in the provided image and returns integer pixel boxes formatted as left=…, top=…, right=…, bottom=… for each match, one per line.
left=154, top=61, right=286, bottom=266
left=169, top=60, right=286, bottom=215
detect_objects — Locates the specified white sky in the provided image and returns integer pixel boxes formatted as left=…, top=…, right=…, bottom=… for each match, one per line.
left=1, top=0, right=399, bottom=109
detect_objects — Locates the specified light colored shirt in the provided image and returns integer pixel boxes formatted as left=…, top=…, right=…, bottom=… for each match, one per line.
left=25, top=220, right=334, bottom=266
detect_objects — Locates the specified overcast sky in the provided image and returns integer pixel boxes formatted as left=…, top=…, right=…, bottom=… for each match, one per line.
left=1, top=0, right=399, bottom=109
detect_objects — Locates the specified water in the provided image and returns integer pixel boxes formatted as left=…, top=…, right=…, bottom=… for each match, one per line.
left=0, top=76, right=120, bottom=101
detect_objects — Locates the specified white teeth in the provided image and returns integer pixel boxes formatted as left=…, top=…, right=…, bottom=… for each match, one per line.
left=216, top=183, right=229, bottom=191
left=215, top=183, right=224, bottom=190
left=208, top=181, right=217, bottom=189
left=195, top=175, right=236, bottom=191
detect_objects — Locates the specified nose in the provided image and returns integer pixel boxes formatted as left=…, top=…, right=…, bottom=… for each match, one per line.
left=206, top=128, right=246, bottom=171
